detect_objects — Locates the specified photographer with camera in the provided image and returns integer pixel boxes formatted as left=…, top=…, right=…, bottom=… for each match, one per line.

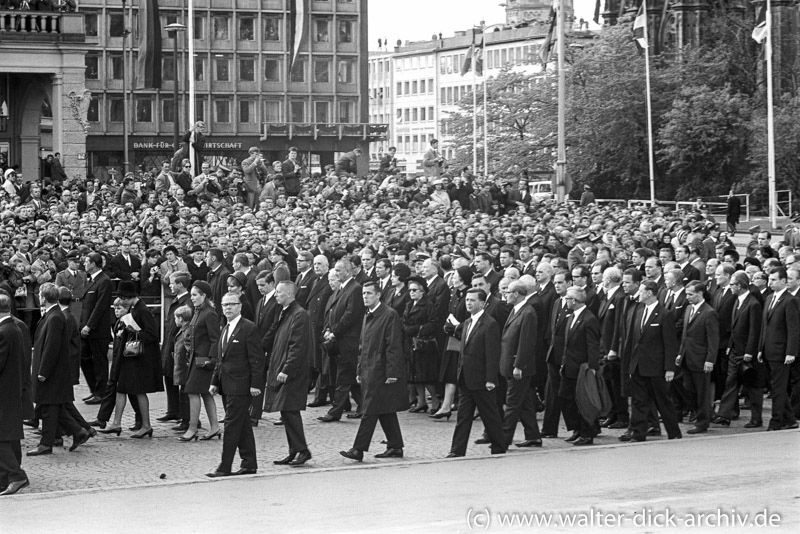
left=241, top=147, right=269, bottom=209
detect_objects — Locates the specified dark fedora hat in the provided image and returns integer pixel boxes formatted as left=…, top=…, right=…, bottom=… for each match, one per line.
left=738, top=361, right=760, bottom=388
left=116, top=280, right=138, bottom=298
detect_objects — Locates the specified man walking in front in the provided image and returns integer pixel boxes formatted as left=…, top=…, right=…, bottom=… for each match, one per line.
left=79, top=253, right=112, bottom=405
left=0, top=294, right=29, bottom=494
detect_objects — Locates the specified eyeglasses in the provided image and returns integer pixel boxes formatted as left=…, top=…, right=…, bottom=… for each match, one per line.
left=221, top=302, right=241, bottom=307
left=183, top=165, right=192, bottom=168
left=408, top=288, right=423, bottom=293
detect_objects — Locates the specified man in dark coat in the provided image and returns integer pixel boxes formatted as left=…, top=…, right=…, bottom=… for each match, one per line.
left=265, top=282, right=312, bottom=466
left=294, top=251, right=317, bottom=309
left=307, top=257, right=333, bottom=407
left=206, top=248, right=231, bottom=313
left=281, top=146, right=303, bottom=196
left=250, top=271, right=280, bottom=424
left=29, top=283, right=89, bottom=456
left=0, top=294, right=29, bottom=495
left=157, top=272, right=191, bottom=422
left=726, top=190, right=741, bottom=235
left=340, top=282, right=407, bottom=461
left=80, top=253, right=113, bottom=404
left=207, top=292, right=265, bottom=477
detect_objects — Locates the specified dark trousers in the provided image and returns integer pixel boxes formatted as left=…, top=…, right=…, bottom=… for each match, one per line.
left=603, top=359, right=629, bottom=422
left=178, top=388, right=190, bottom=423
left=0, top=440, right=26, bottom=487
left=717, top=354, right=763, bottom=423
left=327, top=383, right=362, bottom=419
left=765, top=359, right=797, bottom=429
left=542, top=363, right=562, bottom=435
left=789, top=360, right=800, bottom=419
left=354, top=412, right=404, bottom=452
left=312, top=373, right=333, bottom=404
left=683, top=369, right=712, bottom=430
left=502, top=374, right=541, bottom=444
left=97, top=379, right=141, bottom=424
left=670, top=367, right=694, bottom=414
left=63, top=403, right=90, bottom=433
left=80, top=336, right=110, bottom=397
left=558, top=374, right=597, bottom=438
left=712, top=349, right=728, bottom=401
left=280, top=411, right=308, bottom=454
left=249, top=363, right=269, bottom=420
left=450, top=377, right=506, bottom=455
left=164, top=376, right=180, bottom=416
left=629, top=369, right=681, bottom=439
left=39, top=403, right=82, bottom=448
left=219, top=395, right=257, bottom=473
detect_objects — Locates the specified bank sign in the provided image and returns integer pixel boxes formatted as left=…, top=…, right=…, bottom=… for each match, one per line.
left=131, top=139, right=247, bottom=150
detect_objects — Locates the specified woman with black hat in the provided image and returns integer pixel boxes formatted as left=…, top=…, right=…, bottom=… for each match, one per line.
left=226, top=272, right=254, bottom=322
left=401, top=276, right=441, bottom=414
left=181, top=280, right=222, bottom=441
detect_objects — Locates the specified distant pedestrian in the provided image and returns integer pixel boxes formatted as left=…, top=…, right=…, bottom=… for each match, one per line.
left=726, top=190, right=741, bottom=236
left=580, top=185, right=595, bottom=206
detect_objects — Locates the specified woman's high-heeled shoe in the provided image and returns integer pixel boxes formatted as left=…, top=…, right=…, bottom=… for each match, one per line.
left=178, top=432, right=199, bottom=442
left=429, top=411, right=452, bottom=421
left=199, top=429, right=222, bottom=441
left=99, top=426, right=122, bottom=436
left=409, top=404, right=428, bottom=413
left=131, top=428, right=154, bottom=439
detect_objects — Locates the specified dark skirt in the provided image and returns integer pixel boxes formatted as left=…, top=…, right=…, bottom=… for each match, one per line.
left=184, top=359, right=214, bottom=394
left=438, top=350, right=459, bottom=385
left=409, top=345, right=440, bottom=384
left=116, top=345, right=164, bottom=395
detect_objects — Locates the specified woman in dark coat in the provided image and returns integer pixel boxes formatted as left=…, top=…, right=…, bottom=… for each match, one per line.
left=401, top=276, right=440, bottom=414
left=226, top=272, right=254, bottom=322
left=113, top=281, right=163, bottom=438
left=385, top=263, right=411, bottom=317
left=181, top=280, right=221, bottom=441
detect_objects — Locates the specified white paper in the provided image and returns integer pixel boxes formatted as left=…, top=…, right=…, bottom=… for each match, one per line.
left=121, top=313, right=141, bottom=332
left=447, top=314, right=460, bottom=326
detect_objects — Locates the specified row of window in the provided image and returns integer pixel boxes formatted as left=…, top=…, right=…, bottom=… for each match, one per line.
left=394, top=134, right=436, bottom=154
left=85, top=12, right=357, bottom=45
left=85, top=55, right=358, bottom=84
left=396, top=78, right=435, bottom=97
left=395, top=107, right=436, bottom=123
left=440, top=85, right=474, bottom=106
left=436, top=45, right=537, bottom=75
left=393, top=55, right=436, bottom=71
left=86, top=97, right=357, bottom=126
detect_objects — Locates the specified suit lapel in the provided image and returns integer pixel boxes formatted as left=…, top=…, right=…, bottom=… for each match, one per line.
left=768, top=293, right=784, bottom=319
left=223, top=321, right=243, bottom=357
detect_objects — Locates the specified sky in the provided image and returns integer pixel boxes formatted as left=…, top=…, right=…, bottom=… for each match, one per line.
left=367, top=0, right=599, bottom=50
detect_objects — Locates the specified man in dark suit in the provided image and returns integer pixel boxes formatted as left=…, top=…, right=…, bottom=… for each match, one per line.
left=500, top=280, right=542, bottom=448
left=757, top=267, right=799, bottom=430
left=598, top=267, right=628, bottom=428
left=265, top=282, right=313, bottom=466
left=540, top=271, right=572, bottom=438
left=29, top=284, right=89, bottom=456
left=108, top=238, right=142, bottom=283
left=474, top=253, right=501, bottom=296
left=533, top=262, right=557, bottom=399
left=319, top=259, right=365, bottom=422
left=676, top=280, right=719, bottom=434
left=207, top=292, right=265, bottom=477
left=675, top=245, right=702, bottom=283
left=620, top=280, right=682, bottom=442
left=375, top=258, right=394, bottom=302
left=307, top=257, right=334, bottom=407
left=0, top=294, right=29, bottom=495
left=447, top=289, right=506, bottom=457
left=711, top=264, right=737, bottom=402
left=79, top=253, right=113, bottom=405
left=293, top=251, right=317, bottom=309
left=156, top=272, right=192, bottom=422
left=205, top=248, right=231, bottom=313
left=250, top=271, right=280, bottom=425
left=715, top=272, right=763, bottom=427
left=559, top=287, right=601, bottom=446
left=281, top=146, right=303, bottom=196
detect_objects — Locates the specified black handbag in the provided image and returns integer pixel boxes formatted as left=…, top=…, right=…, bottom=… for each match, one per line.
left=412, top=336, right=437, bottom=353
left=123, top=333, right=143, bottom=358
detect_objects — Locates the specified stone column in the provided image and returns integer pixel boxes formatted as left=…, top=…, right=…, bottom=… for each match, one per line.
left=58, top=67, right=90, bottom=181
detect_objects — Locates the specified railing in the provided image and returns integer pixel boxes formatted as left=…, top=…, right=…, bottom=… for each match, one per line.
left=261, top=122, right=389, bottom=141
left=0, top=11, right=84, bottom=41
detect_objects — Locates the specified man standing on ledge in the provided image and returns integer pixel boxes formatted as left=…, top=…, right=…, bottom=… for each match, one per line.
left=340, top=282, right=407, bottom=461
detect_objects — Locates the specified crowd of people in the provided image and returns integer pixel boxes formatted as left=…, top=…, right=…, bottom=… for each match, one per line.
left=0, top=139, right=799, bottom=495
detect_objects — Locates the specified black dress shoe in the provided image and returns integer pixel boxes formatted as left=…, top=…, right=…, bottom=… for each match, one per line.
left=686, top=426, right=707, bottom=434
left=744, top=421, right=762, bottom=428
left=688, top=411, right=698, bottom=423
left=600, top=418, right=616, bottom=428
left=572, top=437, right=594, bottom=446
left=54, top=438, right=64, bottom=447
left=564, top=431, right=580, bottom=442
left=0, top=478, right=29, bottom=496
left=156, top=414, right=179, bottom=422
left=540, top=433, right=558, bottom=438
left=646, top=427, right=662, bottom=436
left=473, top=436, right=491, bottom=444
left=712, top=417, right=730, bottom=426
left=346, top=413, right=363, bottom=419
left=84, top=396, right=102, bottom=405
left=69, top=429, right=91, bottom=452
left=782, top=422, right=799, bottom=430
left=289, top=450, right=312, bottom=466
left=608, top=421, right=629, bottom=429
left=317, top=415, right=340, bottom=422
left=89, top=420, right=107, bottom=429
left=26, top=446, right=52, bottom=456
left=22, top=419, right=38, bottom=429
left=375, top=448, right=403, bottom=458
left=86, top=427, right=97, bottom=438
left=82, top=394, right=95, bottom=402
left=339, top=448, right=363, bottom=462
left=307, top=401, right=329, bottom=408
left=232, top=468, right=257, bottom=476
left=205, top=470, right=231, bottom=478
left=619, top=433, right=644, bottom=442
left=273, top=453, right=297, bottom=465
left=445, top=452, right=465, bottom=458
left=515, top=439, right=543, bottom=448
left=273, top=419, right=284, bottom=426
left=250, top=418, right=259, bottom=427
left=172, top=422, right=189, bottom=432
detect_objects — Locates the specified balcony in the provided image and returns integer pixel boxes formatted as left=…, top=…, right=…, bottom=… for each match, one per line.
left=0, top=11, right=85, bottom=43
left=261, top=122, right=388, bottom=141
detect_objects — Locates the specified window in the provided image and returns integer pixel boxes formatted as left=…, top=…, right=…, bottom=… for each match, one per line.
left=403, top=108, right=410, bottom=122
left=136, top=98, right=152, bottom=122
left=428, top=78, right=433, bottom=93
left=487, top=49, right=494, bottom=69
left=338, top=19, right=353, bottom=43
left=290, top=58, right=307, bottom=82
left=337, top=59, right=355, bottom=83
left=338, top=101, right=354, bottom=123
left=314, top=18, right=329, bottom=42
left=419, top=79, right=425, bottom=93
left=238, top=17, right=255, bottom=40
left=239, top=101, right=254, bottom=124
left=264, top=16, right=281, bottom=41
left=264, top=100, right=281, bottom=122
left=109, top=14, right=124, bottom=37
left=194, top=15, right=205, bottom=39
left=110, top=54, right=124, bottom=80
left=404, top=81, right=410, bottom=95
left=313, top=58, right=331, bottom=83
left=412, top=108, right=418, bottom=122
left=214, top=100, right=230, bottom=123
left=162, top=57, right=175, bottom=81
left=396, top=109, right=402, bottom=122
left=215, top=57, right=230, bottom=81
left=446, top=87, right=452, bottom=104
left=109, top=98, right=124, bottom=122
left=87, top=99, right=99, bottom=122
left=85, top=14, right=98, bottom=37
left=290, top=100, right=306, bottom=122
left=439, top=57, right=446, bottom=75
left=239, top=58, right=255, bottom=81
left=264, top=58, right=281, bottom=82
left=501, top=48, right=507, bottom=65
left=194, top=98, right=205, bottom=122
left=213, top=16, right=229, bottom=40
left=428, top=106, right=434, bottom=120
left=85, top=56, right=99, bottom=80
left=194, top=57, right=205, bottom=81
left=440, top=88, right=445, bottom=102
left=314, top=101, right=330, bottom=123
left=412, top=81, right=418, bottom=94
left=163, top=13, right=178, bottom=38
left=162, top=98, right=175, bottom=123
left=396, top=82, right=402, bottom=96
left=420, top=107, right=426, bottom=121
left=412, top=135, right=419, bottom=151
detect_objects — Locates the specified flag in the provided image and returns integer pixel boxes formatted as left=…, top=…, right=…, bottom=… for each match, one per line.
left=462, top=33, right=484, bottom=76
left=752, top=5, right=767, bottom=43
left=593, top=0, right=601, bottom=25
left=633, top=3, right=648, bottom=50
left=539, top=8, right=557, bottom=65
left=461, top=41, right=475, bottom=76
left=290, top=0, right=308, bottom=68
left=474, top=35, right=484, bottom=76
left=136, top=0, right=162, bottom=89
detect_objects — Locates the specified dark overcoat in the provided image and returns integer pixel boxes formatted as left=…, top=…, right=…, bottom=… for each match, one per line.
left=32, top=305, right=73, bottom=404
left=117, top=299, right=163, bottom=394
left=0, top=317, right=25, bottom=441
left=358, top=304, right=408, bottom=415
left=264, top=301, right=311, bottom=412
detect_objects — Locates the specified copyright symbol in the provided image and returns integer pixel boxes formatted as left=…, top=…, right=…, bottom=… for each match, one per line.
left=466, top=508, right=491, bottom=530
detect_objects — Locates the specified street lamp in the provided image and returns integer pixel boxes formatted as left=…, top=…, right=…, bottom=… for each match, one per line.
left=166, top=22, right=186, bottom=154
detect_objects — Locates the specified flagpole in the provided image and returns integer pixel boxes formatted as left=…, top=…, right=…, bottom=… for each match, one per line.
left=766, top=0, right=776, bottom=228
left=121, top=0, right=130, bottom=174
left=472, top=57, right=478, bottom=176
left=555, top=0, right=566, bottom=202
left=483, top=76, right=488, bottom=177
left=642, top=0, right=656, bottom=204
left=188, top=0, right=196, bottom=139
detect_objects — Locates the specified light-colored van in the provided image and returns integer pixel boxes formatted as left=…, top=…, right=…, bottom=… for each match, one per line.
left=529, top=180, right=553, bottom=203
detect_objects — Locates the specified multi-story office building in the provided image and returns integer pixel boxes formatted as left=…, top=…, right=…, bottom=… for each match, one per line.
left=1, top=0, right=383, bottom=180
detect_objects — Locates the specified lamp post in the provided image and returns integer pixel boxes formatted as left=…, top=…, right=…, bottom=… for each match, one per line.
left=166, top=22, right=186, bottom=154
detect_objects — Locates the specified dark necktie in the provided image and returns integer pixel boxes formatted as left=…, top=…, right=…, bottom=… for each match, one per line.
left=665, top=293, right=674, bottom=309
left=221, top=324, right=230, bottom=352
